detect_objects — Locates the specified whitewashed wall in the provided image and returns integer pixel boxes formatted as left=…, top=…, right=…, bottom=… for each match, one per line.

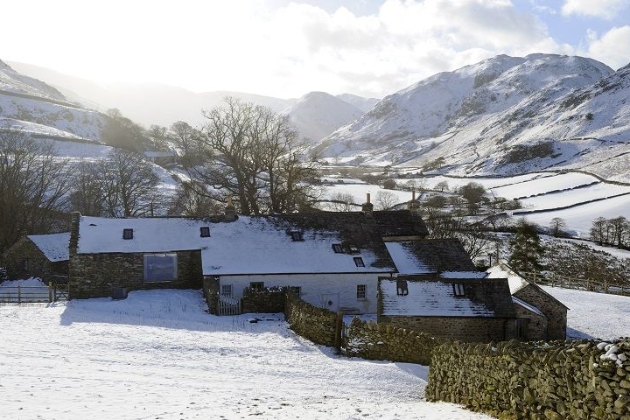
left=219, top=272, right=393, bottom=314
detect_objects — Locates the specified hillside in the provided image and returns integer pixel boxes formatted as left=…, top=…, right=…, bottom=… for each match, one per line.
left=0, top=60, right=106, bottom=141
left=284, top=91, right=365, bottom=144
left=317, top=54, right=630, bottom=181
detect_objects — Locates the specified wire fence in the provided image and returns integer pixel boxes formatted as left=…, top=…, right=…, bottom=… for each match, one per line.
left=521, top=271, right=630, bottom=296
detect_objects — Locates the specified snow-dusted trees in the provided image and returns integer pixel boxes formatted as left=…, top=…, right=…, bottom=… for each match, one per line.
left=590, top=216, right=630, bottom=248
left=0, top=126, right=70, bottom=253
left=177, top=97, right=319, bottom=215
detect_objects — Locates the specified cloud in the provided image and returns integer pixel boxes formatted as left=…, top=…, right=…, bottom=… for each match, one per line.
left=561, top=0, right=630, bottom=19
left=584, top=26, right=630, bottom=69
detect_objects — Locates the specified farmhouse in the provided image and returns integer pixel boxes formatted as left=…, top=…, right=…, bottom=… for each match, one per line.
left=2, top=233, right=70, bottom=282
left=378, top=240, right=519, bottom=342
left=68, top=204, right=429, bottom=314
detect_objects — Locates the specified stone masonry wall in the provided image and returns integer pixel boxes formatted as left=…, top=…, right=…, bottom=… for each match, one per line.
left=379, top=315, right=516, bottom=343
left=2, top=237, right=61, bottom=281
left=427, top=339, right=630, bottom=419
left=284, top=292, right=338, bottom=347
left=344, top=317, right=448, bottom=365
left=515, top=285, right=567, bottom=340
left=241, top=287, right=286, bottom=314
left=70, top=250, right=203, bottom=299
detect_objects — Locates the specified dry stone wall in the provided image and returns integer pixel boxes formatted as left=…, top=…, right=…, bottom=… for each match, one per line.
left=344, top=317, right=447, bottom=365
left=241, top=287, right=286, bottom=314
left=284, top=293, right=337, bottom=347
left=427, top=339, right=630, bottom=419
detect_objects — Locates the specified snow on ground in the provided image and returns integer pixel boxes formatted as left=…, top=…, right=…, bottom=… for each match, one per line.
left=543, top=286, right=630, bottom=341
left=0, top=289, right=495, bottom=420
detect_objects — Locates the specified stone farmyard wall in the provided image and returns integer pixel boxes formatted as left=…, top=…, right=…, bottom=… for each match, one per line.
left=427, top=339, right=630, bottom=420
left=284, top=293, right=337, bottom=347
left=344, top=317, right=448, bottom=365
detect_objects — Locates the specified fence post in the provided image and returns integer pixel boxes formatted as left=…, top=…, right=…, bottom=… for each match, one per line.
left=18, top=284, right=21, bottom=304
left=49, top=282, right=54, bottom=303
left=334, top=311, right=344, bottom=354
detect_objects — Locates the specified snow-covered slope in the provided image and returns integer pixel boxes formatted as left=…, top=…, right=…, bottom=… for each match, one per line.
left=284, top=91, right=365, bottom=144
left=317, top=54, right=630, bottom=180
left=336, top=93, right=380, bottom=112
left=0, top=60, right=106, bottom=141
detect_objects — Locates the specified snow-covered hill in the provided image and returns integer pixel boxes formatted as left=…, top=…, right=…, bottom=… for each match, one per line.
left=0, top=60, right=106, bottom=141
left=336, top=93, right=379, bottom=112
left=284, top=91, right=365, bottom=144
left=317, top=54, right=630, bottom=181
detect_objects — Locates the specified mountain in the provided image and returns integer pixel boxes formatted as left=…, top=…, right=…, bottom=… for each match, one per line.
left=316, top=54, right=630, bottom=181
left=283, top=92, right=365, bottom=145
left=0, top=60, right=106, bottom=141
left=336, top=93, right=379, bottom=112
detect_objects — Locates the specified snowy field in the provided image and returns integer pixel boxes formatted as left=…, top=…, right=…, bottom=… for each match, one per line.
left=325, top=171, right=630, bottom=238
left=0, top=289, right=494, bottom=420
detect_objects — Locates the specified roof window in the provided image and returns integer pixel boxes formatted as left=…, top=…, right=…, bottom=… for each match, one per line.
left=200, top=227, right=211, bottom=237
left=332, top=244, right=344, bottom=253
left=353, top=257, right=365, bottom=267
left=122, top=228, right=134, bottom=240
left=290, top=231, right=304, bottom=241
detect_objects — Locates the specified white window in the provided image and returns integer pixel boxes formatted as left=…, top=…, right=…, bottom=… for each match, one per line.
left=357, top=284, right=367, bottom=300
left=143, top=254, right=177, bottom=283
left=221, top=284, right=233, bottom=297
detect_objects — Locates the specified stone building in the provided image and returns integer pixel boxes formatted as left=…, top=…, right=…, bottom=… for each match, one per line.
left=2, top=233, right=70, bottom=282
left=487, top=263, right=568, bottom=341
left=68, top=205, right=429, bottom=313
left=378, top=240, right=518, bottom=342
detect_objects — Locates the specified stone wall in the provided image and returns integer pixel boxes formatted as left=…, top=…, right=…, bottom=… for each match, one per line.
left=70, top=250, right=203, bottom=299
left=2, top=237, right=66, bottom=281
left=379, top=315, right=516, bottom=343
left=241, top=287, right=286, bottom=314
left=515, top=284, right=567, bottom=340
left=513, top=301, right=548, bottom=341
left=427, top=339, right=630, bottom=419
left=344, top=317, right=447, bottom=365
left=284, top=292, right=338, bottom=347
left=202, top=276, right=219, bottom=314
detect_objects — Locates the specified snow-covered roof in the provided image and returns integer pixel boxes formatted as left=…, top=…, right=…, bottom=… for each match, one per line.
left=77, top=215, right=395, bottom=276
left=27, top=232, right=70, bottom=262
left=385, top=242, right=431, bottom=274
left=486, top=263, right=529, bottom=294
left=384, top=239, right=477, bottom=274
left=380, top=279, right=497, bottom=317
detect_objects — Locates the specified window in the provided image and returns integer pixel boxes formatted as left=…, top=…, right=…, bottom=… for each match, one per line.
left=332, top=244, right=344, bottom=253
left=200, top=227, right=211, bottom=237
left=290, top=286, right=302, bottom=298
left=290, top=231, right=303, bottom=241
left=357, top=284, right=367, bottom=300
left=123, top=228, right=134, bottom=240
left=453, top=283, right=465, bottom=297
left=250, top=281, right=264, bottom=291
left=221, top=284, right=233, bottom=297
left=343, top=244, right=360, bottom=254
left=143, top=254, right=177, bottom=283
left=353, top=257, right=365, bottom=267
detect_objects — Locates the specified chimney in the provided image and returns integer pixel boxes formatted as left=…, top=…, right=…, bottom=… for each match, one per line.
left=224, top=197, right=237, bottom=222
left=407, top=189, right=420, bottom=213
left=362, top=193, right=374, bottom=214
left=69, top=211, right=81, bottom=256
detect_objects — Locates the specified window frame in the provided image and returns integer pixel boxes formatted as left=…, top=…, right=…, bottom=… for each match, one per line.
left=200, top=226, right=211, bottom=237
left=290, top=231, right=304, bottom=241
left=453, top=283, right=466, bottom=297
left=143, top=253, right=178, bottom=283
left=249, top=281, right=265, bottom=291
left=221, top=284, right=233, bottom=297
left=122, top=228, right=134, bottom=240
left=332, top=244, right=344, bottom=253
left=356, top=284, right=367, bottom=300
left=290, top=286, right=302, bottom=298
left=353, top=257, right=365, bottom=267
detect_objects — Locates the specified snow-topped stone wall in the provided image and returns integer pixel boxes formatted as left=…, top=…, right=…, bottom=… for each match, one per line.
left=427, top=339, right=630, bottom=419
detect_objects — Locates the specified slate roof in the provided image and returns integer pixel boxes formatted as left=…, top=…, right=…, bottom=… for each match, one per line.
left=384, top=239, right=477, bottom=274
left=28, top=233, right=70, bottom=262
left=380, top=277, right=515, bottom=317
left=75, top=211, right=425, bottom=276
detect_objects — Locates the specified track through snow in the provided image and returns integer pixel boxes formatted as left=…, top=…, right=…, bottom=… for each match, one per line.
left=0, top=290, right=494, bottom=420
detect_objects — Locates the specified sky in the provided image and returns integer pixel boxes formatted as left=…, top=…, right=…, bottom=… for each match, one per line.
left=2, top=0, right=630, bottom=99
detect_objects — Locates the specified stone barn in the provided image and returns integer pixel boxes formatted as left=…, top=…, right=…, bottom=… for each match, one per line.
left=2, top=233, right=70, bottom=282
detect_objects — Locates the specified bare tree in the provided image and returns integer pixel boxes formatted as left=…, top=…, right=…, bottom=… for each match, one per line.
left=549, top=217, right=567, bottom=237
left=100, top=149, right=161, bottom=217
left=327, top=192, right=355, bottom=212
left=375, top=190, right=399, bottom=210
left=0, top=126, right=70, bottom=253
left=177, top=97, right=319, bottom=215
left=169, top=181, right=222, bottom=217
left=69, top=161, right=105, bottom=216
